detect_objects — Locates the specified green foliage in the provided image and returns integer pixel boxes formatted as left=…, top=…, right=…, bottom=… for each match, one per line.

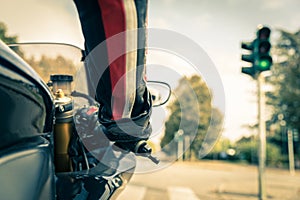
left=236, top=137, right=257, bottom=163
left=267, top=30, right=300, bottom=128
left=0, top=22, right=18, bottom=44
left=266, top=29, right=300, bottom=160
left=205, top=137, right=232, bottom=160
left=160, top=75, right=223, bottom=158
left=235, top=136, right=284, bottom=167
left=266, top=142, right=284, bottom=167
left=25, top=55, right=77, bottom=82
left=0, top=21, right=23, bottom=56
left=198, top=107, right=224, bottom=158
left=211, top=137, right=232, bottom=154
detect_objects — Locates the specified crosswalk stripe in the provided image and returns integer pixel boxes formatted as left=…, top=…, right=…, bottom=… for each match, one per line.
left=116, top=185, right=147, bottom=200
left=168, top=186, right=200, bottom=200
left=116, top=185, right=199, bottom=200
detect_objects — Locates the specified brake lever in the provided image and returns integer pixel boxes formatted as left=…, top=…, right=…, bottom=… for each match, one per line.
left=114, top=140, right=160, bottom=164
left=134, top=140, right=160, bottom=164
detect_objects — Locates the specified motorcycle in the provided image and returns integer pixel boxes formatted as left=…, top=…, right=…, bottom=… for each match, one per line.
left=0, top=41, right=171, bottom=200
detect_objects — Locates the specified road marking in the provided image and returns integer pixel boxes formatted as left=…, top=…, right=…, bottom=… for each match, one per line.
left=116, top=185, right=146, bottom=200
left=168, top=186, right=199, bottom=200
left=116, top=185, right=199, bottom=200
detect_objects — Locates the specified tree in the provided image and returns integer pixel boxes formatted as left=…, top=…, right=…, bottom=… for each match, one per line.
left=0, top=21, right=23, bottom=56
left=235, top=135, right=283, bottom=167
left=0, top=22, right=18, bottom=44
left=266, top=29, right=300, bottom=163
left=198, top=107, right=224, bottom=158
left=26, top=55, right=77, bottom=82
left=160, top=75, right=223, bottom=159
left=205, top=136, right=232, bottom=160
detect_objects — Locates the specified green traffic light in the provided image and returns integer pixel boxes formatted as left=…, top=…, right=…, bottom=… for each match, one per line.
left=241, top=25, right=273, bottom=77
left=257, top=54, right=272, bottom=71
left=259, top=59, right=271, bottom=69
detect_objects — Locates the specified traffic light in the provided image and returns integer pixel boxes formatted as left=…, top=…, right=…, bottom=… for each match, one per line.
left=241, top=40, right=256, bottom=77
left=241, top=25, right=272, bottom=78
left=255, top=26, right=272, bottom=72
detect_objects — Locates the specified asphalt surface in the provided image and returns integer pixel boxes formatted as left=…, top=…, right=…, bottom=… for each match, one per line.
left=117, top=160, right=300, bottom=200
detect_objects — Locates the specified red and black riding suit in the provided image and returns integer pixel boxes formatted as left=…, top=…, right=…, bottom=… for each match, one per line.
left=73, top=0, right=152, bottom=148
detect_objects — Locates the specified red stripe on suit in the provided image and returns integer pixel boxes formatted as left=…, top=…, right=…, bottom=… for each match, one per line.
left=97, top=0, right=127, bottom=120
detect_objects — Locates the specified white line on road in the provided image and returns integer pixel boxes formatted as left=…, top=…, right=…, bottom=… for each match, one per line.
left=168, top=186, right=200, bottom=200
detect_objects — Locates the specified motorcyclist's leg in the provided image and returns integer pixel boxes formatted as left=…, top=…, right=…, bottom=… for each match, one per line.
left=96, top=0, right=152, bottom=149
left=73, top=0, right=113, bottom=119
left=131, top=0, right=149, bottom=118
left=96, top=0, right=136, bottom=120
left=74, top=0, right=152, bottom=150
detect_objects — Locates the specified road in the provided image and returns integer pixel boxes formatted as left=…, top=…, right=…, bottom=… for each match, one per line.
left=117, top=160, right=300, bottom=200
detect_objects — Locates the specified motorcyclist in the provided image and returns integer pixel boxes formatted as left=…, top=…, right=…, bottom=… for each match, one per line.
left=54, top=1, right=152, bottom=199
left=73, top=0, right=152, bottom=152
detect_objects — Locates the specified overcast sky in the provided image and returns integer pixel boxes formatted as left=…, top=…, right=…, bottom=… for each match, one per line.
left=1, top=0, right=300, bottom=141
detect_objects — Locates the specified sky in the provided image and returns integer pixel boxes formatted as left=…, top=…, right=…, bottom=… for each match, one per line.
left=1, top=0, right=300, bottom=141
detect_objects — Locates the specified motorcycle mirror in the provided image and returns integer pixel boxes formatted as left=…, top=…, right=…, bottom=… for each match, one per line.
left=147, top=81, right=171, bottom=107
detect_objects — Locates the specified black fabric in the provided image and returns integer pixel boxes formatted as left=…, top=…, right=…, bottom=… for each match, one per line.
left=73, top=0, right=107, bottom=54
left=99, top=88, right=152, bottom=143
left=73, top=0, right=112, bottom=112
left=74, top=0, right=152, bottom=144
left=132, top=0, right=149, bottom=118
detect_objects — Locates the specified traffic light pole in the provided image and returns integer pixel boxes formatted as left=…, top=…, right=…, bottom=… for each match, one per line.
left=241, top=25, right=272, bottom=200
left=257, top=73, right=267, bottom=200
